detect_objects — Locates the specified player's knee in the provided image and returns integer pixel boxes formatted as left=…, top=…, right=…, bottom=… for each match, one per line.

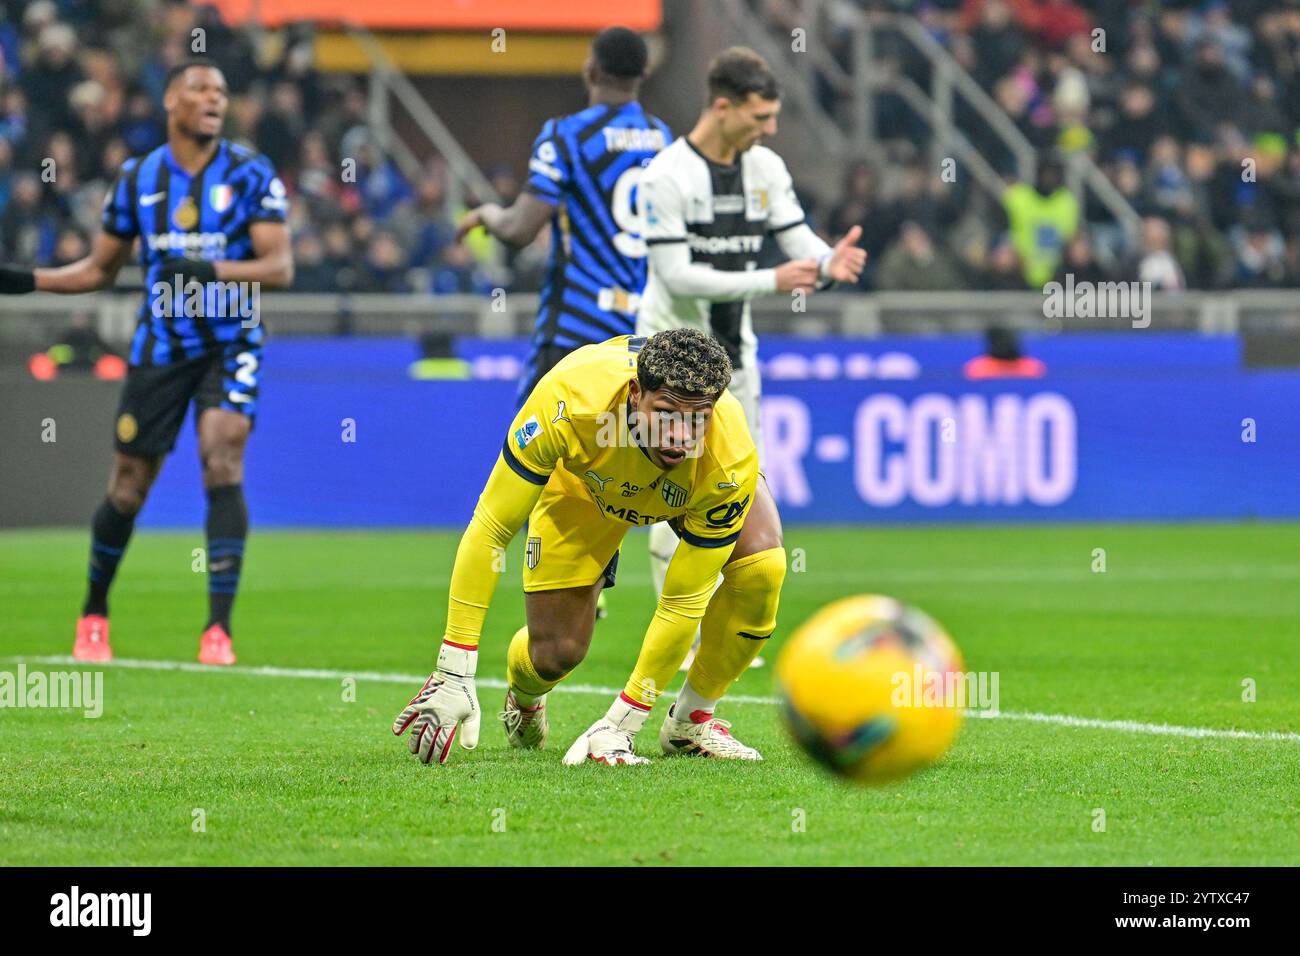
left=201, top=443, right=245, bottom=486
left=107, top=478, right=148, bottom=516
left=725, top=546, right=786, bottom=604
left=529, top=631, right=587, bottom=681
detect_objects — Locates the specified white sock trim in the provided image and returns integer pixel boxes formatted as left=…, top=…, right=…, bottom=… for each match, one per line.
left=671, top=678, right=718, bottom=721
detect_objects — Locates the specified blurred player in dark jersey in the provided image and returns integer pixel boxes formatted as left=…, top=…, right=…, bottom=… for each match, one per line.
left=0, top=60, right=293, bottom=664
left=455, top=26, right=671, bottom=404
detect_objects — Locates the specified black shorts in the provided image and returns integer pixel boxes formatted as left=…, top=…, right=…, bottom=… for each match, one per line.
left=600, top=550, right=619, bottom=590
left=114, top=345, right=262, bottom=457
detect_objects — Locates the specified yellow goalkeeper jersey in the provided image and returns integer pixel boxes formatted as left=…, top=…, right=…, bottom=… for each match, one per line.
left=502, top=335, right=758, bottom=551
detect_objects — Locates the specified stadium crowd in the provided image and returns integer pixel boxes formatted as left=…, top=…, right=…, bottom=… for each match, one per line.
left=3, top=0, right=1298, bottom=296
left=764, top=0, right=1300, bottom=290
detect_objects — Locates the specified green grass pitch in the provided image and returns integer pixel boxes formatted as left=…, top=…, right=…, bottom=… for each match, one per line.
left=1, top=523, right=1298, bottom=866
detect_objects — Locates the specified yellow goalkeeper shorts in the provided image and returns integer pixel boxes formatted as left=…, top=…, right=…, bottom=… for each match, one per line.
left=522, top=484, right=628, bottom=593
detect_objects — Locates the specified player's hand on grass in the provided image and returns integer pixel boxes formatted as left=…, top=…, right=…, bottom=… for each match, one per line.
left=0, top=264, right=36, bottom=294
left=392, top=642, right=480, bottom=765
left=774, top=258, right=820, bottom=293
left=454, top=204, right=502, bottom=244
left=824, top=225, right=867, bottom=284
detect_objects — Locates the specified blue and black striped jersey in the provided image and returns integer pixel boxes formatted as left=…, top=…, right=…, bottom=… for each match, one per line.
left=101, top=139, right=288, bottom=367
left=524, top=101, right=670, bottom=350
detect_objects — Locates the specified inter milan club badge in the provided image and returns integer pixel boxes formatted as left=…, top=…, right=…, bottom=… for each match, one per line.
left=172, top=196, right=199, bottom=230
left=525, top=536, right=542, bottom=570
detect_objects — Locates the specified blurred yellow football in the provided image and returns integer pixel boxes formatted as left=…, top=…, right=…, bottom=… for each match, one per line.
left=776, top=595, right=965, bottom=784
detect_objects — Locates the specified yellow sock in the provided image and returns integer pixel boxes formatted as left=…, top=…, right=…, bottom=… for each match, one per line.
left=506, top=627, right=562, bottom=704
left=688, top=547, right=786, bottom=700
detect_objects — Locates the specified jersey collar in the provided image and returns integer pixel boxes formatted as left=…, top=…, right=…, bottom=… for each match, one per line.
left=163, top=139, right=224, bottom=179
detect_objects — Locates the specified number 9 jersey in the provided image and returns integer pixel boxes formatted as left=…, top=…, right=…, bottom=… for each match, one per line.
left=524, top=102, right=671, bottom=353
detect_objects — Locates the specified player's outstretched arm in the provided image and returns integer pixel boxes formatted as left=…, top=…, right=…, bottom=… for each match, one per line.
left=0, top=231, right=134, bottom=296
left=455, top=193, right=553, bottom=248
left=393, top=436, right=550, bottom=765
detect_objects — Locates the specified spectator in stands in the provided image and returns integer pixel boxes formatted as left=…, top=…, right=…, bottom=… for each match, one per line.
left=1003, top=156, right=1079, bottom=287
left=875, top=220, right=967, bottom=291
left=1175, top=40, right=1242, bottom=138
left=289, top=232, right=337, bottom=293
left=1053, top=230, right=1109, bottom=287
left=255, top=82, right=306, bottom=181
left=1133, top=216, right=1186, bottom=290
left=0, top=86, right=28, bottom=151
left=1230, top=213, right=1288, bottom=287
left=431, top=241, right=492, bottom=296
left=970, top=0, right=1027, bottom=89
left=349, top=134, right=413, bottom=223
left=119, top=88, right=163, bottom=156
left=21, top=20, right=82, bottom=137
left=1185, top=1, right=1252, bottom=83
left=1103, top=83, right=1166, bottom=163
left=359, top=230, right=415, bottom=294
left=0, top=172, right=58, bottom=263
left=828, top=161, right=897, bottom=289
left=389, top=164, right=454, bottom=269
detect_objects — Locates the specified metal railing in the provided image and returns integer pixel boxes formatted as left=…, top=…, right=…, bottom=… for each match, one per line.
left=5, top=292, right=1298, bottom=360
left=345, top=23, right=499, bottom=211
left=725, top=1, right=1141, bottom=239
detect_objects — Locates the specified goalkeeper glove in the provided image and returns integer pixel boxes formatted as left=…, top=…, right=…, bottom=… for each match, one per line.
left=392, top=642, right=481, bottom=765
left=0, top=265, right=36, bottom=295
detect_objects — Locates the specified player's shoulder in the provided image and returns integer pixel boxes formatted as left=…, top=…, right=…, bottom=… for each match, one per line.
left=119, top=142, right=167, bottom=177
left=699, top=389, right=759, bottom=483
left=742, top=143, right=792, bottom=181
left=223, top=139, right=278, bottom=179
left=531, top=337, right=639, bottom=417
left=642, top=136, right=697, bottom=183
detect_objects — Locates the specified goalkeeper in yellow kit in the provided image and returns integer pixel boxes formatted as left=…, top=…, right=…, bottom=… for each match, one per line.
left=393, top=328, right=785, bottom=765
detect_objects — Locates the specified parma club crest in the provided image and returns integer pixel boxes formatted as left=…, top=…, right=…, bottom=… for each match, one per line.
left=660, top=479, right=688, bottom=508
left=525, top=536, right=542, bottom=570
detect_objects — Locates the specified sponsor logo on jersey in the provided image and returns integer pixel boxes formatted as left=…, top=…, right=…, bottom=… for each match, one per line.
left=514, top=415, right=542, bottom=451
left=687, top=234, right=763, bottom=255
left=705, top=495, right=750, bottom=528
left=552, top=401, right=571, bottom=424
left=661, top=479, right=689, bottom=508
left=146, top=232, right=228, bottom=255
left=594, top=497, right=671, bottom=526
left=525, top=536, right=542, bottom=570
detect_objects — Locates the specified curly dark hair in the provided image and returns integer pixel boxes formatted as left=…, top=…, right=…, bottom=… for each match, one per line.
left=636, top=328, right=732, bottom=399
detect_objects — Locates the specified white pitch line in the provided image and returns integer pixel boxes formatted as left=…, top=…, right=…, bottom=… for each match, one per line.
left=5, top=654, right=1298, bottom=744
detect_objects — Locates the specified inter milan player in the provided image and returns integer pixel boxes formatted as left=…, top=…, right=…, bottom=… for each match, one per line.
left=0, top=60, right=293, bottom=664
left=455, top=26, right=671, bottom=405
